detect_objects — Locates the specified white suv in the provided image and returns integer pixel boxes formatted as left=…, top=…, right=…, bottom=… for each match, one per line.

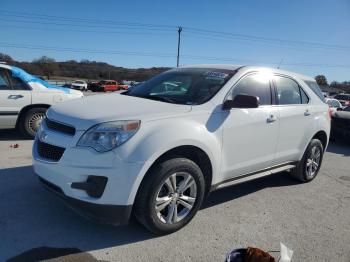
left=0, top=64, right=83, bottom=137
left=33, top=65, right=330, bottom=234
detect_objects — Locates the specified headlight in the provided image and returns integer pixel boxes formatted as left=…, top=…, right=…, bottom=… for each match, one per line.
left=77, top=120, right=140, bottom=152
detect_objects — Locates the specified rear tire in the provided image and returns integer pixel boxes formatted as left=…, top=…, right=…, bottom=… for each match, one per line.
left=290, top=139, right=324, bottom=182
left=134, top=158, right=205, bottom=235
left=19, top=107, right=47, bottom=139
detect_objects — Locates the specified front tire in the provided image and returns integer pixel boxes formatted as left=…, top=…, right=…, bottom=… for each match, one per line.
left=290, top=139, right=324, bottom=182
left=134, top=158, right=205, bottom=235
left=19, top=107, right=47, bottom=138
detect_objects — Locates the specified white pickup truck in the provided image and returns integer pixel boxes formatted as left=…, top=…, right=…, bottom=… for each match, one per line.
left=0, top=63, right=83, bottom=138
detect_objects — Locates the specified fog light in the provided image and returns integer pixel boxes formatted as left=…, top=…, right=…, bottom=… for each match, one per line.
left=71, top=176, right=108, bottom=198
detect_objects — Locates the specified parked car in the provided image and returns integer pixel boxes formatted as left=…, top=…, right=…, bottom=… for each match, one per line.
left=331, top=107, right=350, bottom=142
left=325, top=98, right=343, bottom=114
left=33, top=65, right=330, bottom=234
left=0, top=64, right=83, bottom=138
left=71, top=80, right=88, bottom=91
left=89, top=80, right=128, bottom=92
left=333, top=94, right=350, bottom=107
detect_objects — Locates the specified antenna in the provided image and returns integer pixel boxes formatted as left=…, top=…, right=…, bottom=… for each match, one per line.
left=277, top=58, right=284, bottom=69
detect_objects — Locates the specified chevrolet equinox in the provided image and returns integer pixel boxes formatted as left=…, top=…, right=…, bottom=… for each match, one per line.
left=33, top=65, right=330, bottom=234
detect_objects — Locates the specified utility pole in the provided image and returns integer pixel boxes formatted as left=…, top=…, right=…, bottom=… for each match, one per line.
left=177, top=26, right=182, bottom=67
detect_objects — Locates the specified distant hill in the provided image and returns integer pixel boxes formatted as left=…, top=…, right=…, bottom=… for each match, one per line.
left=0, top=53, right=170, bottom=81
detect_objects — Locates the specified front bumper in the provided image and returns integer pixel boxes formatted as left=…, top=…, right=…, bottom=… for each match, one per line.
left=33, top=120, right=147, bottom=224
left=39, top=176, right=132, bottom=225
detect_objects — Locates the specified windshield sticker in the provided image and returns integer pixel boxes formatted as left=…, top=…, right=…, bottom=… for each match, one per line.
left=204, top=71, right=229, bottom=79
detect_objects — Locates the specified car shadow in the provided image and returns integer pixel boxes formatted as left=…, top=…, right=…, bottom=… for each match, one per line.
left=326, top=141, right=350, bottom=156
left=0, top=164, right=302, bottom=261
left=202, top=171, right=298, bottom=209
left=0, top=165, right=154, bottom=261
left=0, top=129, right=31, bottom=141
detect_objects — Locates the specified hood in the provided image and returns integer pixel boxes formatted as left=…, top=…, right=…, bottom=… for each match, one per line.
left=47, top=93, right=192, bottom=130
left=333, top=111, right=350, bottom=120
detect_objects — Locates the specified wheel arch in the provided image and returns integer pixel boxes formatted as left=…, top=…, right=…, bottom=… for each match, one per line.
left=312, top=130, right=328, bottom=151
left=16, top=104, right=50, bottom=128
left=130, top=144, right=214, bottom=205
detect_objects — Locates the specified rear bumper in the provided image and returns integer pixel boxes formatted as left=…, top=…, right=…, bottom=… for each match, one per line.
left=39, top=176, right=133, bottom=225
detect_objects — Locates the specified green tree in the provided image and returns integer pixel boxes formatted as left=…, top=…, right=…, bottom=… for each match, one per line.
left=315, top=75, right=328, bottom=86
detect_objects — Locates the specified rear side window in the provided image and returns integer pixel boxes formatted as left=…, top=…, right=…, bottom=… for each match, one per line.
left=304, top=81, right=326, bottom=102
left=274, top=76, right=303, bottom=105
left=300, top=87, right=309, bottom=104
left=231, top=73, right=272, bottom=105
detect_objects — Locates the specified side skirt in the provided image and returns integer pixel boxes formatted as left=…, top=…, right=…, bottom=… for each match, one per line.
left=210, top=162, right=297, bottom=191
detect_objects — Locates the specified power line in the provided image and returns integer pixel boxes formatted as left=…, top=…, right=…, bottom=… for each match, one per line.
left=0, top=18, right=174, bottom=32
left=1, top=9, right=348, bottom=52
left=184, top=27, right=350, bottom=51
left=1, top=42, right=349, bottom=69
left=182, top=32, right=350, bottom=52
left=0, top=42, right=176, bottom=58
left=0, top=10, right=176, bottom=29
left=1, top=24, right=174, bottom=37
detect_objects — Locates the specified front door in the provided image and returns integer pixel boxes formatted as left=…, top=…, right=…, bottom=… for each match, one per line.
left=0, top=68, right=31, bottom=129
left=221, top=73, right=279, bottom=179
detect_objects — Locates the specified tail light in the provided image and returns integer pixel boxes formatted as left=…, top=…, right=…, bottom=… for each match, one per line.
left=328, top=107, right=332, bottom=119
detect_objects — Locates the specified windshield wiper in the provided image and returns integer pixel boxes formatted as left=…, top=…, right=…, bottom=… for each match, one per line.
left=137, top=95, right=180, bottom=104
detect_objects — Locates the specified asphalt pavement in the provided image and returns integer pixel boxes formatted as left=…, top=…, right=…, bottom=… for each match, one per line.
left=0, top=129, right=349, bottom=262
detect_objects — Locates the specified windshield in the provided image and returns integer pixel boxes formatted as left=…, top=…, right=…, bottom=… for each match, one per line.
left=124, top=68, right=235, bottom=105
left=75, top=81, right=84, bottom=84
left=327, top=99, right=341, bottom=107
left=334, top=94, right=350, bottom=100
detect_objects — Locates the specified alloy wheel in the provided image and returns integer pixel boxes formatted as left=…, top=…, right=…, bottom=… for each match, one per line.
left=155, top=172, right=197, bottom=224
left=305, top=145, right=321, bottom=179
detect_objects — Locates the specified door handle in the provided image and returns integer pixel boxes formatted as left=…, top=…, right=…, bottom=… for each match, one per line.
left=8, top=95, right=24, bottom=99
left=304, top=110, right=311, bottom=116
left=267, top=114, right=277, bottom=123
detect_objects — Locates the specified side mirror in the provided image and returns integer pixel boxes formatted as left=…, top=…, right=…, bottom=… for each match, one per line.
left=223, top=94, right=259, bottom=110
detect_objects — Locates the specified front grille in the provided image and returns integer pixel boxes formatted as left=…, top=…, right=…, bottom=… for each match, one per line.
left=37, top=140, right=65, bottom=162
left=46, top=118, right=76, bottom=136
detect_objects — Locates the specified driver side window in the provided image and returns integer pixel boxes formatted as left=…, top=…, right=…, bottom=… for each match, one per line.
left=231, top=74, right=272, bottom=105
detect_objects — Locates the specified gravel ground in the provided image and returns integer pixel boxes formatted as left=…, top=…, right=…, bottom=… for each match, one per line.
left=0, top=129, right=349, bottom=262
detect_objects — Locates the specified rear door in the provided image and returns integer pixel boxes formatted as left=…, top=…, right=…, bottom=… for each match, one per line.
left=273, top=75, right=310, bottom=163
left=0, top=68, right=32, bottom=129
